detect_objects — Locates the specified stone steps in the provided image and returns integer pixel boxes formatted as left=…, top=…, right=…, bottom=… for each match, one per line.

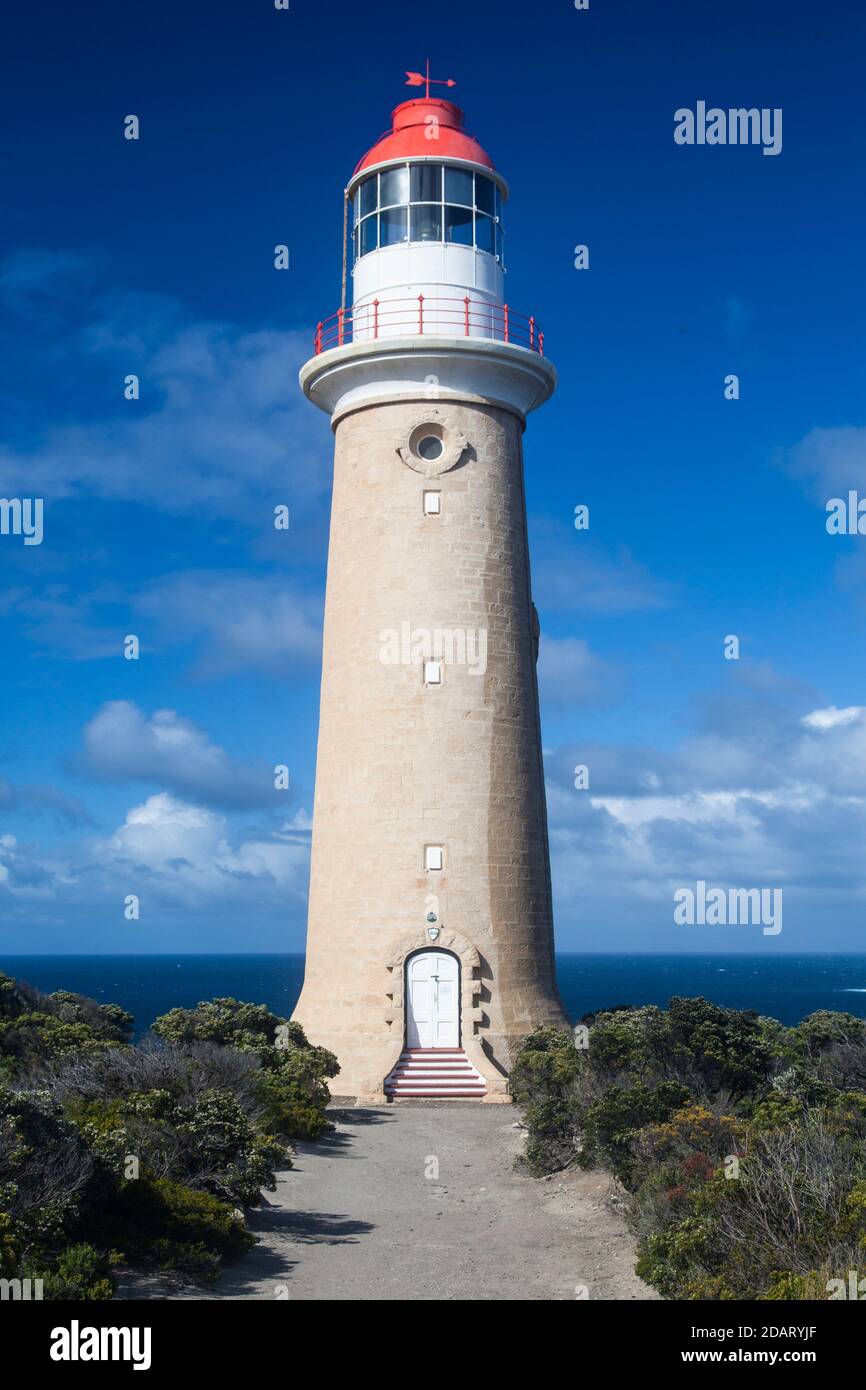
left=384, top=1047, right=487, bottom=1099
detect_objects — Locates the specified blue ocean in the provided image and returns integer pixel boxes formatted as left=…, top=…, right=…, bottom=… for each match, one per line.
left=3, top=954, right=866, bottom=1037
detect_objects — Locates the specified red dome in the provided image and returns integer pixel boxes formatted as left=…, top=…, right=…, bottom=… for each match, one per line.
left=353, top=98, right=496, bottom=177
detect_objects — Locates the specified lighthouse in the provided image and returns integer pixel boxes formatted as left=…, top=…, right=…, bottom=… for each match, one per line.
left=292, top=76, right=569, bottom=1102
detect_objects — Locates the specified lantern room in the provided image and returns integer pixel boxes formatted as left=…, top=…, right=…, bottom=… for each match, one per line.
left=346, top=97, right=508, bottom=342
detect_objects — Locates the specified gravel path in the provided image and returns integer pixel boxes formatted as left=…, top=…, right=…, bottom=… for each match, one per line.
left=205, top=1102, right=657, bottom=1302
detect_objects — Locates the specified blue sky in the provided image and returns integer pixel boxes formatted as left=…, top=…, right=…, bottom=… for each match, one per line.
left=1, top=0, right=864, bottom=953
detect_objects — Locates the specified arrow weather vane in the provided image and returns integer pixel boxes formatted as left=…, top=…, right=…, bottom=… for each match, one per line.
left=405, top=59, right=456, bottom=99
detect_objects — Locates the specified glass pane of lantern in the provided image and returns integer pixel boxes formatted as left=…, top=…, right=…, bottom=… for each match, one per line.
left=358, top=175, right=377, bottom=219
left=380, top=206, right=409, bottom=246
left=475, top=212, right=494, bottom=254
left=444, top=165, right=474, bottom=207
left=379, top=165, right=409, bottom=208
left=475, top=174, right=496, bottom=216
left=410, top=164, right=442, bottom=203
left=360, top=214, right=378, bottom=256
left=410, top=204, right=442, bottom=243
left=445, top=204, right=473, bottom=246
left=495, top=221, right=504, bottom=262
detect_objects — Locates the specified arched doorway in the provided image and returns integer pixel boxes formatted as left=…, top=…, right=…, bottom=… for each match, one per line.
left=405, top=950, right=460, bottom=1048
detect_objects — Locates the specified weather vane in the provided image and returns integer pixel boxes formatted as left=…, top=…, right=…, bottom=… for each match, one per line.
left=405, top=59, right=456, bottom=100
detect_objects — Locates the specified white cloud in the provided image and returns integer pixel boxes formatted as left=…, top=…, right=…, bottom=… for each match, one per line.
left=134, top=572, right=323, bottom=676
left=0, top=283, right=331, bottom=522
left=81, top=701, right=283, bottom=809
left=544, top=689, right=866, bottom=947
left=4, top=571, right=324, bottom=675
left=107, top=793, right=225, bottom=867
left=802, top=705, right=863, bottom=730
left=102, top=793, right=311, bottom=903
left=785, top=425, right=866, bottom=504
left=0, top=794, right=311, bottom=923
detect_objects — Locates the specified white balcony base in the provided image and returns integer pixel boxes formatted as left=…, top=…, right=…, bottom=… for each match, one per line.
left=300, top=334, right=557, bottom=425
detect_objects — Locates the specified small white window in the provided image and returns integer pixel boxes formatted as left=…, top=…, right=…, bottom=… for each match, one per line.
left=425, top=845, right=444, bottom=871
left=423, top=490, right=441, bottom=515
left=424, top=660, right=442, bottom=685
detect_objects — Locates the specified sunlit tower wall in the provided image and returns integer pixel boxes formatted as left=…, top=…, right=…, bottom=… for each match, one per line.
left=293, top=87, right=568, bottom=1102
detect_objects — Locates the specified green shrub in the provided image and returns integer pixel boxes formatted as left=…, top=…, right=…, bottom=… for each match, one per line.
left=0, top=973, right=132, bottom=1074
left=50, top=1046, right=287, bottom=1203
left=255, top=1049, right=337, bottom=1140
left=25, top=1243, right=115, bottom=1301
left=580, top=1082, right=693, bottom=1184
left=152, top=998, right=289, bottom=1056
left=0, top=1084, right=104, bottom=1256
left=117, top=1086, right=285, bottom=1206
left=516, top=998, right=866, bottom=1301
left=582, top=997, right=773, bottom=1101
left=0, top=974, right=344, bottom=1296
left=0, top=1210, right=19, bottom=1278
left=91, top=1177, right=254, bottom=1282
left=510, top=1026, right=581, bottom=1174
left=635, top=1214, right=727, bottom=1300
left=152, top=998, right=339, bottom=1141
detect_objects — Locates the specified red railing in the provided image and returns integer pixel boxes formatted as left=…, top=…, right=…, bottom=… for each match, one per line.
left=313, top=296, right=545, bottom=357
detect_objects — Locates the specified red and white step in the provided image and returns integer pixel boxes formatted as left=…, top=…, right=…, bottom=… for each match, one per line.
left=384, top=1047, right=487, bottom=1099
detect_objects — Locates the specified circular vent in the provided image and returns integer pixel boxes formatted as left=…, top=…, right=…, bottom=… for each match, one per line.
left=416, top=435, right=444, bottom=461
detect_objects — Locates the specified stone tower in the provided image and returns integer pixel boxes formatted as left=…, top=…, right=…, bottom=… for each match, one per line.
left=292, top=85, right=568, bottom=1102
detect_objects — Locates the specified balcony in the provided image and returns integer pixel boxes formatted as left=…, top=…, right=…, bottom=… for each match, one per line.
left=313, top=295, right=544, bottom=357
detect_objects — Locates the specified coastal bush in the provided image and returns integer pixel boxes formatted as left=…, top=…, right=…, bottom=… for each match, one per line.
left=579, top=1080, right=693, bottom=1185
left=0, top=973, right=333, bottom=1297
left=152, top=998, right=286, bottom=1054
left=577, top=997, right=774, bottom=1101
left=52, top=1058, right=286, bottom=1206
left=47, top=1038, right=264, bottom=1125
left=633, top=1104, right=866, bottom=1300
left=254, top=1052, right=335, bottom=1141
left=0, top=1085, right=104, bottom=1254
left=514, top=999, right=866, bottom=1301
left=118, top=1086, right=284, bottom=1206
left=0, top=1082, right=119, bottom=1299
left=152, top=997, right=339, bottom=1140
left=510, top=1026, right=581, bottom=1173
left=0, top=971, right=133, bottom=1075
left=0, top=1211, right=18, bottom=1277
left=24, top=1243, right=116, bottom=1301
left=88, top=1177, right=254, bottom=1282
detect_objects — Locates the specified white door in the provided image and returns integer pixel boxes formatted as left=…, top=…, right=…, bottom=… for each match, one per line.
left=406, top=951, right=459, bottom=1048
